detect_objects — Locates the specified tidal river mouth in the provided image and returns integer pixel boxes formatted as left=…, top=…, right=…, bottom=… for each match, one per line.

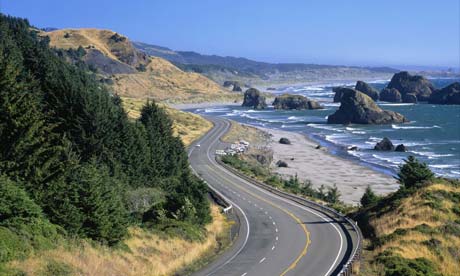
left=191, top=78, right=460, bottom=179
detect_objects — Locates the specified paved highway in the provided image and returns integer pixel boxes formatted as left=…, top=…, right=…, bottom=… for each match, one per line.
left=189, top=117, right=359, bottom=276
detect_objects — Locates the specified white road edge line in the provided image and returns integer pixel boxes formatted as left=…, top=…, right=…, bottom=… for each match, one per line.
left=259, top=257, right=266, bottom=263
left=188, top=127, right=251, bottom=276
left=207, top=118, right=345, bottom=276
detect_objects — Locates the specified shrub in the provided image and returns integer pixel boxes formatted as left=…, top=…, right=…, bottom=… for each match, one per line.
left=40, top=260, right=74, bottom=276
left=398, top=156, right=434, bottom=189
left=326, top=184, right=341, bottom=204
left=0, top=176, right=62, bottom=263
left=376, top=251, right=440, bottom=276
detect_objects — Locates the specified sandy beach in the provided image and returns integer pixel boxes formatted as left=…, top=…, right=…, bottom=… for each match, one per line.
left=258, top=126, right=399, bottom=205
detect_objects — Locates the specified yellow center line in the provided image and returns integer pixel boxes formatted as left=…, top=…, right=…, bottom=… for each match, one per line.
left=206, top=164, right=311, bottom=276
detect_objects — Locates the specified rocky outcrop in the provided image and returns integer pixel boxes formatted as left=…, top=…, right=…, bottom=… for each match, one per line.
left=279, top=137, right=291, bottom=144
left=386, top=71, right=435, bottom=101
left=307, top=100, right=322, bottom=110
left=242, top=88, right=267, bottom=109
left=428, top=82, right=460, bottom=105
left=272, top=94, right=323, bottom=110
left=355, top=81, right=379, bottom=101
left=276, top=160, right=288, bottom=167
left=223, top=80, right=243, bottom=92
left=327, top=88, right=408, bottom=124
left=333, top=87, right=346, bottom=102
left=380, top=88, right=402, bottom=103
left=402, top=93, right=417, bottom=103
left=374, top=137, right=395, bottom=151
left=395, top=144, right=407, bottom=152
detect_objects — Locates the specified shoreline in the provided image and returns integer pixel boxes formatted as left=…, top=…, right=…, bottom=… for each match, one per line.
left=254, top=125, right=399, bottom=205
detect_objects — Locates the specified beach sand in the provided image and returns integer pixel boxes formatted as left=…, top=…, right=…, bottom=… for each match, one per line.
left=259, top=127, right=399, bottom=205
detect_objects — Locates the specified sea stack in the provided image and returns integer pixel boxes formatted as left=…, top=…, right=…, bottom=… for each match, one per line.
left=428, top=82, right=460, bottom=105
left=272, top=94, right=323, bottom=110
left=242, top=88, right=267, bottom=109
left=327, top=88, right=408, bottom=124
left=385, top=71, right=435, bottom=102
left=355, top=81, right=380, bottom=101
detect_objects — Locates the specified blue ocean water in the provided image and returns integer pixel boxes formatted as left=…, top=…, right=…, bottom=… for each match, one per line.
left=193, top=78, right=460, bottom=178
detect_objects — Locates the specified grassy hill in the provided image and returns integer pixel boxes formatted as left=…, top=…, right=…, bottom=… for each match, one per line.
left=356, top=178, right=460, bottom=276
left=43, top=29, right=237, bottom=103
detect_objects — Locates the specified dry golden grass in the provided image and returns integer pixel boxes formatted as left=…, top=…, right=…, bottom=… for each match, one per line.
left=221, top=121, right=270, bottom=146
left=366, top=181, right=460, bottom=276
left=44, top=28, right=237, bottom=103
left=121, top=97, right=212, bottom=146
left=10, top=205, right=231, bottom=276
left=45, top=28, right=139, bottom=64
left=112, top=57, right=236, bottom=102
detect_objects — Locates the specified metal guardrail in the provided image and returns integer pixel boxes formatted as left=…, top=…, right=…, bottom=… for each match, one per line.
left=216, top=158, right=363, bottom=276
left=189, top=164, right=234, bottom=214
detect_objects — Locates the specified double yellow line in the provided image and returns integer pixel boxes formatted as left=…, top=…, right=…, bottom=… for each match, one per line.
left=207, top=164, right=311, bottom=275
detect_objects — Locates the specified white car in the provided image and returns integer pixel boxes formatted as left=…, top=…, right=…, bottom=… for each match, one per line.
left=195, top=144, right=201, bottom=147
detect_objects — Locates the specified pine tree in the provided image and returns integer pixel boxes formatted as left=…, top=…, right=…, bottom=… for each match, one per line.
left=360, top=185, right=379, bottom=207
left=398, top=156, right=434, bottom=189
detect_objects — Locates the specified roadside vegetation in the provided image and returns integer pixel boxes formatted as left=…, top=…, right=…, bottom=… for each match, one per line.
left=121, top=97, right=213, bottom=146
left=0, top=14, right=226, bottom=275
left=220, top=120, right=459, bottom=276
left=221, top=154, right=349, bottom=212
left=356, top=156, right=460, bottom=276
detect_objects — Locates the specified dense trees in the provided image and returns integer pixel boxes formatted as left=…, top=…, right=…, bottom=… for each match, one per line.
left=0, top=13, right=209, bottom=253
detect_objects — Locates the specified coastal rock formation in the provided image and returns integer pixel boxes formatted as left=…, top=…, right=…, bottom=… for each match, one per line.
left=374, top=137, right=395, bottom=151
left=272, top=94, right=323, bottom=110
left=428, top=82, right=460, bottom=105
left=242, top=88, right=267, bottom=109
left=327, top=88, right=408, bottom=124
left=279, top=137, right=291, bottom=144
left=276, top=160, right=288, bottom=167
left=355, top=81, right=379, bottom=101
left=333, top=86, right=346, bottom=102
left=395, top=144, right=407, bottom=152
left=386, top=71, right=435, bottom=101
left=223, top=80, right=243, bottom=92
left=402, top=93, right=417, bottom=103
left=380, top=88, right=402, bottom=103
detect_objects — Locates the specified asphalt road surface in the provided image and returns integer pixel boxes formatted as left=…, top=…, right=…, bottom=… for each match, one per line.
left=189, top=117, right=359, bottom=276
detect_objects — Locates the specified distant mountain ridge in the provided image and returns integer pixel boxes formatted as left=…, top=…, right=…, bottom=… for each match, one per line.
left=133, top=41, right=399, bottom=85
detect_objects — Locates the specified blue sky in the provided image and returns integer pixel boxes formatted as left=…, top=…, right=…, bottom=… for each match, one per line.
left=2, top=0, right=459, bottom=68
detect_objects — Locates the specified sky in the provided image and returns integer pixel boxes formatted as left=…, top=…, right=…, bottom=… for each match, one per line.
left=1, top=0, right=459, bottom=69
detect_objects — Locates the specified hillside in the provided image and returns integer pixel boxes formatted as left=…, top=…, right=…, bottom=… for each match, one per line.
left=44, top=29, right=236, bottom=103
left=0, top=15, right=227, bottom=276
left=356, top=177, right=460, bottom=276
left=133, top=41, right=398, bottom=86
left=122, top=97, right=212, bottom=146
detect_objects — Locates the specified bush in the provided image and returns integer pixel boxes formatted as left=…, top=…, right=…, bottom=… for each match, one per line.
left=40, top=260, right=74, bottom=276
left=398, top=156, right=434, bottom=189
left=0, top=176, right=62, bottom=263
left=376, top=251, right=440, bottom=276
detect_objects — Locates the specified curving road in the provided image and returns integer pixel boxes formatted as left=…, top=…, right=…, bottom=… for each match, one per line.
left=189, top=117, right=359, bottom=276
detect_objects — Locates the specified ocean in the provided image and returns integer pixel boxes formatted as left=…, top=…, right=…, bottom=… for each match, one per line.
left=191, top=78, right=460, bottom=178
